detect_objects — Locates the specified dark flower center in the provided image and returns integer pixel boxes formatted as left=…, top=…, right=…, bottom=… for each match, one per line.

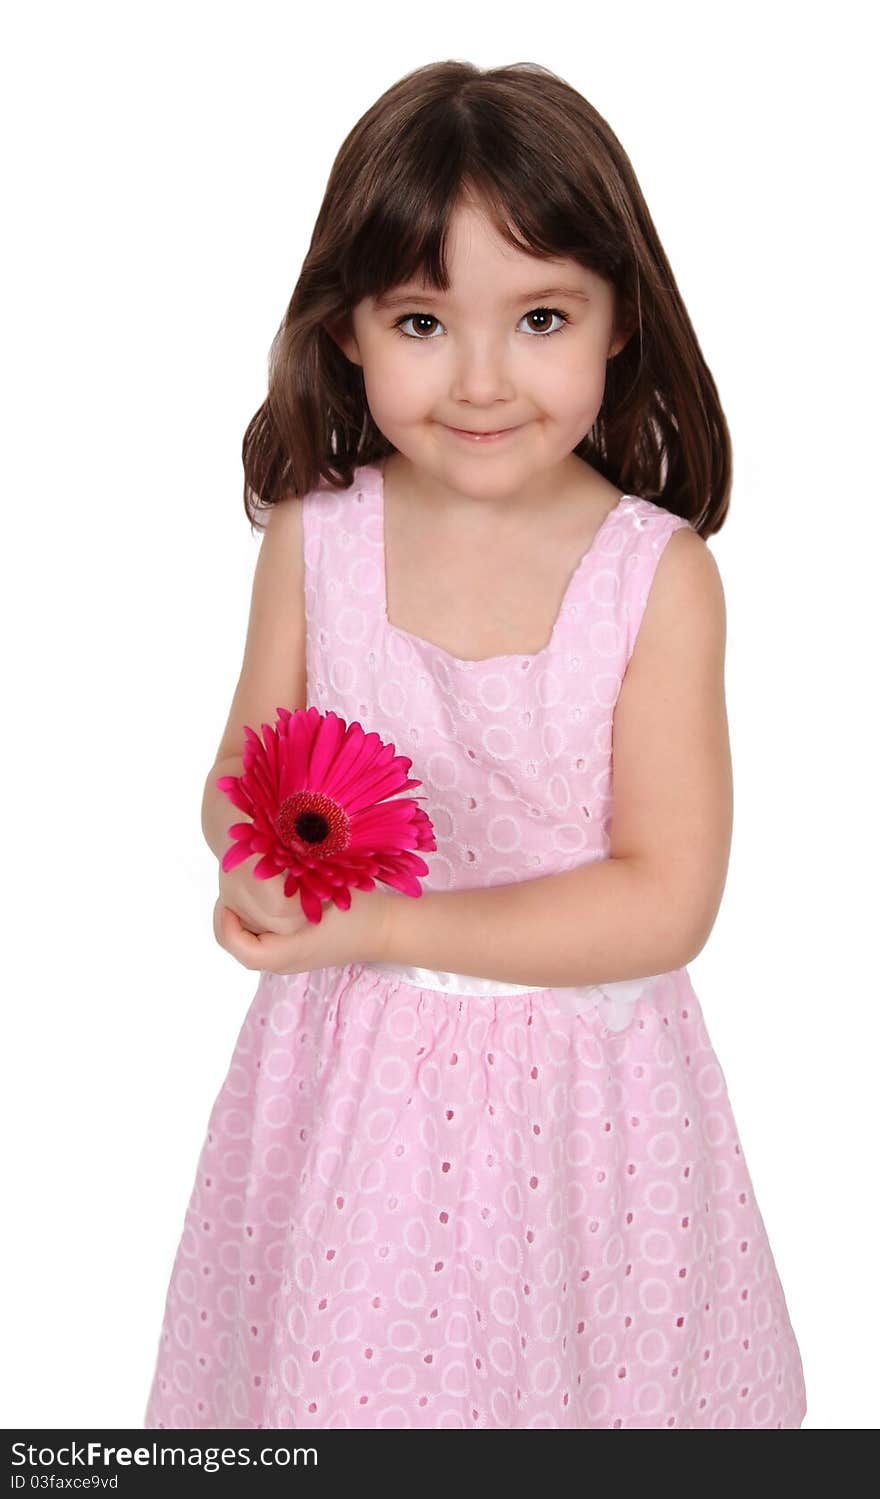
left=275, top=789, right=350, bottom=857
left=294, top=811, right=329, bottom=844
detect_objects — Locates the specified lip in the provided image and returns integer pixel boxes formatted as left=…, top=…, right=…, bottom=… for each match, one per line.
left=445, top=423, right=522, bottom=442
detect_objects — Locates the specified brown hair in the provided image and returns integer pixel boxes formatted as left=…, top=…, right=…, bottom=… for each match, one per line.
left=241, top=59, right=732, bottom=539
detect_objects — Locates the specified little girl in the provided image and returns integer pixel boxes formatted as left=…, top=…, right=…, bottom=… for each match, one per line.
left=144, top=59, right=807, bottom=1430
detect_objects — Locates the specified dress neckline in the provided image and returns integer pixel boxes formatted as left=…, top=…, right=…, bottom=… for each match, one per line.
left=374, top=456, right=631, bottom=669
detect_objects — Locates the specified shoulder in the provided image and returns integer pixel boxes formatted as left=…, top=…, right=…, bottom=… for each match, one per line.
left=259, top=490, right=306, bottom=550
left=252, top=486, right=304, bottom=532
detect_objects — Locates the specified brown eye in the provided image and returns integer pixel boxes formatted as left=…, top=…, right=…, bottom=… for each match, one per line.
left=393, top=313, right=440, bottom=339
left=525, top=308, right=565, bottom=333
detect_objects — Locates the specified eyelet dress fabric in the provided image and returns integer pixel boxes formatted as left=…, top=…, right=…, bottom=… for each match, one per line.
left=144, top=459, right=807, bottom=1430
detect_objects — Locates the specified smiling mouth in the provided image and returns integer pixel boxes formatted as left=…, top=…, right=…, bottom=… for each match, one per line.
left=446, top=424, right=522, bottom=440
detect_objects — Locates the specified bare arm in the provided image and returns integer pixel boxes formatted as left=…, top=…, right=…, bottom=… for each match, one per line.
left=381, top=856, right=683, bottom=987
left=202, top=755, right=244, bottom=862
left=201, top=493, right=307, bottom=862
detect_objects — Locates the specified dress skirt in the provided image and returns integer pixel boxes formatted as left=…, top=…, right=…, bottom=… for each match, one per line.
left=143, top=958, right=807, bottom=1429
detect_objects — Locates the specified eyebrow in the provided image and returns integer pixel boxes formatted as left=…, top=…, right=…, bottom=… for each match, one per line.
left=374, top=285, right=591, bottom=310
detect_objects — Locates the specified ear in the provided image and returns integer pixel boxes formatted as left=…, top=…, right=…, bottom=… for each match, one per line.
left=324, top=312, right=362, bottom=366
left=607, top=288, right=638, bottom=359
left=609, top=310, right=642, bottom=358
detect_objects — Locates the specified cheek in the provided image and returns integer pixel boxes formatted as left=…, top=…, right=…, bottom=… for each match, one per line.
left=542, top=356, right=606, bottom=415
left=363, top=353, right=436, bottom=421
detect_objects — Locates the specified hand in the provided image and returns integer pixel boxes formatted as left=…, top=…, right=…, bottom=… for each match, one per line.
left=213, top=881, right=395, bottom=976
left=216, top=856, right=307, bottom=940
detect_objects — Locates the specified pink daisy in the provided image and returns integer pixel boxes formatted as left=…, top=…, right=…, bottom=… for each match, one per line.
left=216, top=707, right=436, bottom=924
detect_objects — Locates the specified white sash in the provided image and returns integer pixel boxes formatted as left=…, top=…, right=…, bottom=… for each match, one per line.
left=359, top=960, right=668, bottom=1032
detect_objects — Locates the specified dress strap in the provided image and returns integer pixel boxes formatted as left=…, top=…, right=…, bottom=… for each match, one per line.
left=617, top=501, right=693, bottom=667
left=553, top=496, right=693, bottom=673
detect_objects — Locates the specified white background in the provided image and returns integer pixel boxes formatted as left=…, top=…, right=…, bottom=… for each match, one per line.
left=2, top=0, right=876, bottom=1432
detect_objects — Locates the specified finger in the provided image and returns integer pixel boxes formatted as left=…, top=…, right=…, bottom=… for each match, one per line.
left=214, top=903, right=255, bottom=967
left=219, top=905, right=257, bottom=967
left=219, top=905, right=294, bottom=972
left=217, top=902, right=261, bottom=944
left=212, top=898, right=228, bottom=949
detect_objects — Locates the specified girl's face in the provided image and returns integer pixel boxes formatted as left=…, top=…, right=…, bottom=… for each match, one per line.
left=328, top=201, right=629, bottom=502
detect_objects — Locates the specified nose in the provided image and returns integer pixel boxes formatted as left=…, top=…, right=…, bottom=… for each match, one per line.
left=448, top=334, right=518, bottom=405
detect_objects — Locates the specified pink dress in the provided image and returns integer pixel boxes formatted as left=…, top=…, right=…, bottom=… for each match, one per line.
left=144, top=458, right=807, bottom=1430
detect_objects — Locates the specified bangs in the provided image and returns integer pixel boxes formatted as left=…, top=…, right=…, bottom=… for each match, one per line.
left=338, top=148, right=622, bottom=312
